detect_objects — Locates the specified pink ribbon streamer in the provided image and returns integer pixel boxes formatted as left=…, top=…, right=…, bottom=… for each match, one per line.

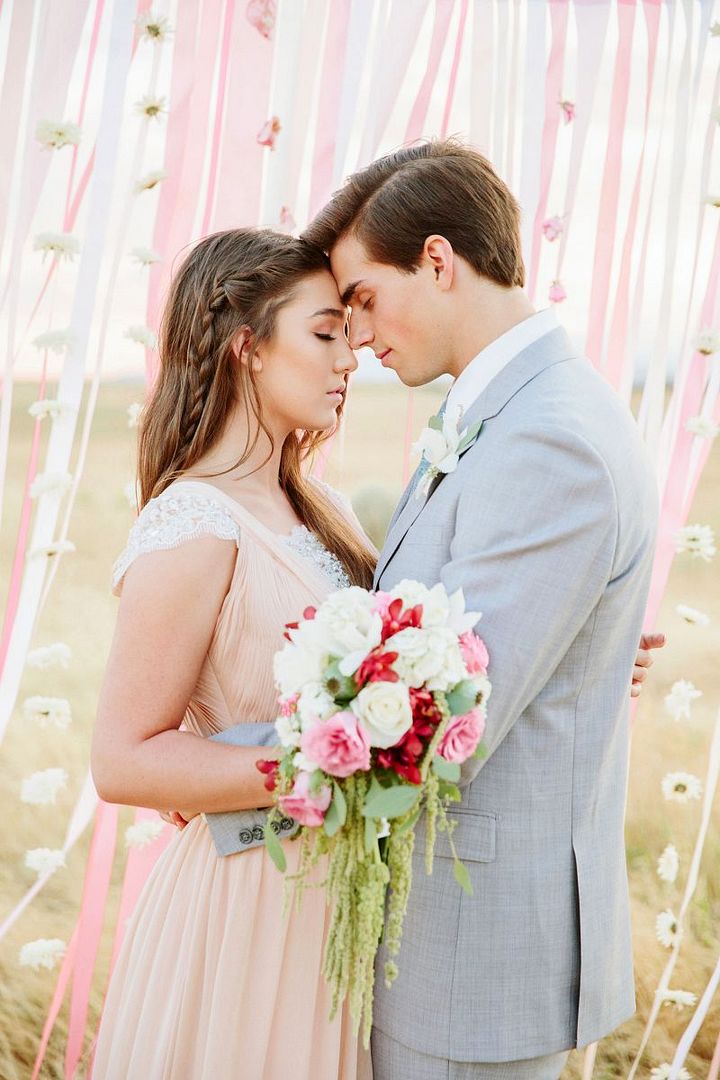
left=64, top=801, right=119, bottom=1079
left=404, top=0, right=455, bottom=143
left=440, top=0, right=469, bottom=139
left=199, top=0, right=236, bottom=236
left=31, top=926, right=79, bottom=1080
left=307, top=0, right=351, bottom=219
left=584, top=0, right=637, bottom=366
left=527, top=0, right=569, bottom=302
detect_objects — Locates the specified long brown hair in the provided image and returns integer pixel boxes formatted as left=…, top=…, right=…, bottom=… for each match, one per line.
left=303, top=137, right=524, bottom=288
left=137, top=228, right=376, bottom=588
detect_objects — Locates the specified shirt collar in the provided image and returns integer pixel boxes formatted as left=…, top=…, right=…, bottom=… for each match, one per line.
left=446, top=307, right=560, bottom=421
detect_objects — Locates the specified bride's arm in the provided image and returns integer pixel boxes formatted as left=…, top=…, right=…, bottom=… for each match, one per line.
left=91, top=533, right=276, bottom=814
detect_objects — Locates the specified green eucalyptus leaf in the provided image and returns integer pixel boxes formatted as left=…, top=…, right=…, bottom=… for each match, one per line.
left=362, top=783, right=420, bottom=820
left=453, top=858, right=473, bottom=896
left=432, top=755, right=461, bottom=782
left=427, top=414, right=444, bottom=431
left=263, top=818, right=287, bottom=872
left=472, top=741, right=488, bottom=761
left=393, top=803, right=423, bottom=836
left=445, top=680, right=480, bottom=717
left=437, top=781, right=462, bottom=803
left=323, top=796, right=342, bottom=838
left=332, top=780, right=347, bottom=827
left=457, top=420, right=484, bottom=454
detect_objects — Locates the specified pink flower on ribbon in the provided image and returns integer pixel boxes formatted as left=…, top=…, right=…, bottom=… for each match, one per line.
left=279, top=206, right=296, bottom=231
left=257, top=116, right=281, bottom=149
left=459, top=632, right=489, bottom=675
left=301, top=712, right=371, bottom=778
left=559, top=99, right=575, bottom=124
left=246, top=0, right=276, bottom=39
left=549, top=280, right=567, bottom=303
left=279, top=770, right=331, bottom=826
left=542, top=216, right=564, bottom=242
left=438, top=708, right=486, bottom=764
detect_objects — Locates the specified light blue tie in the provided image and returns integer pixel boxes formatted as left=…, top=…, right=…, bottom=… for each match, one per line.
left=409, top=397, right=447, bottom=497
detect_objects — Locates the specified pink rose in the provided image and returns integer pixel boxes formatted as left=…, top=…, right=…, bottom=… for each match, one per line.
left=437, top=708, right=486, bottom=764
left=549, top=279, right=566, bottom=303
left=301, top=711, right=371, bottom=778
left=542, top=215, right=564, bottom=242
left=371, top=591, right=394, bottom=618
left=279, top=771, right=331, bottom=826
left=459, top=631, right=489, bottom=675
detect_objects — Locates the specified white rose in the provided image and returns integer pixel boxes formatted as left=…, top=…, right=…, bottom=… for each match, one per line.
left=351, top=682, right=413, bottom=748
left=296, top=682, right=336, bottom=731
left=314, top=587, right=383, bottom=673
left=273, top=642, right=323, bottom=697
left=275, top=714, right=301, bottom=748
left=387, top=626, right=466, bottom=691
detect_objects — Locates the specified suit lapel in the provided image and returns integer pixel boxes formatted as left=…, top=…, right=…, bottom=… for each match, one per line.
left=375, top=327, right=578, bottom=584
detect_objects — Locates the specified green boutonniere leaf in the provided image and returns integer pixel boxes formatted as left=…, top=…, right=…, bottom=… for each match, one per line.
left=457, top=419, right=484, bottom=455
left=427, top=413, right=444, bottom=432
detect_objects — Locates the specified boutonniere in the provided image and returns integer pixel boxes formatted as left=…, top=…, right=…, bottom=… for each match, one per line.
left=412, top=405, right=483, bottom=499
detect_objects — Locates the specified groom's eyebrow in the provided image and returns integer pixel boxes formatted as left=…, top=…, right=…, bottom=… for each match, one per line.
left=308, top=307, right=346, bottom=319
left=340, top=280, right=363, bottom=306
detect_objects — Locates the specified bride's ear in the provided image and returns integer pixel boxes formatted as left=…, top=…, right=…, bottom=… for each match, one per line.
left=233, top=326, right=262, bottom=372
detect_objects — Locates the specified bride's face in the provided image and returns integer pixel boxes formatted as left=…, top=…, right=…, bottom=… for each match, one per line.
left=253, top=270, right=357, bottom=434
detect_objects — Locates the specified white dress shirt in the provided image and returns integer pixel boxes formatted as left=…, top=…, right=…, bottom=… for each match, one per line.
left=445, top=307, right=560, bottom=421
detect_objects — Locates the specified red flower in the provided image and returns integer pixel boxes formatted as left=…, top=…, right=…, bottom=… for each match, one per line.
left=375, top=691, right=442, bottom=785
left=380, top=598, right=423, bottom=643
left=256, top=758, right=279, bottom=792
left=356, top=649, right=399, bottom=687
left=283, top=620, right=299, bottom=642
left=303, top=606, right=317, bottom=621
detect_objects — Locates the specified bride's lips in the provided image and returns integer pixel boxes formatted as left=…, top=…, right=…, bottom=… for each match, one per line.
left=327, top=386, right=345, bottom=400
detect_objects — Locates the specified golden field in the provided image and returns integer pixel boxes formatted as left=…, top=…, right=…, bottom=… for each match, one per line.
left=0, top=380, right=718, bottom=1079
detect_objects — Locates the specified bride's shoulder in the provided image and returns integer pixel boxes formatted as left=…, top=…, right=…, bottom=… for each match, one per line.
left=112, top=481, right=242, bottom=595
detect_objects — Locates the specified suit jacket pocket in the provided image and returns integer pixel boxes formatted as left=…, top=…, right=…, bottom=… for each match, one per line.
left=433, top=807, right=497, bottom=863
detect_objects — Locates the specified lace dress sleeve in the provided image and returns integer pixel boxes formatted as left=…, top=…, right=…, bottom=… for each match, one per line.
left=112, top=488, right=242, bottom=595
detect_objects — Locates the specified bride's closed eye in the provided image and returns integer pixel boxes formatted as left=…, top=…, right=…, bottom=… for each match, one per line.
left=314, top=333, right=336, bottom=341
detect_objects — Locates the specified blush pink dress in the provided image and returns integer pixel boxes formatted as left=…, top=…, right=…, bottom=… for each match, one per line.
left=93, top=479, right=371, bottom=1080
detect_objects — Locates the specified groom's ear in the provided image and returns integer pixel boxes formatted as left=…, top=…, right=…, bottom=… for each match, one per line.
left=423, top=235, right=454, bottom=291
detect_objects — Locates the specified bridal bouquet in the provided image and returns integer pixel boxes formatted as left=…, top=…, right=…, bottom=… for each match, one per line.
left=257, top=580, right=491, bottom=1045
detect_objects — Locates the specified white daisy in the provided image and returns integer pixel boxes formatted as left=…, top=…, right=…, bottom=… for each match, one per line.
left=35, top=119, right=81, bottom=150
left=22, top=696, right=72, bottom=730
left=706, top=193, right=720, bottom=207
left=19, top=938, right=66, bottom=971
left=136, top=11, right=172, bottom=42
left=30, top=471, right=72, bottom=499
left=32, top=328, right=74, bottom=353
left=686, top=416, right=719, bottom=439
left=21, top=767, right=68, bottom=805
left=28, top=399, right=67, bottom=421
left=127, top=402, right=143, bottom=428
left=125, top=325, right=158, bottom=349
left=33, top=231, right=80, bottom=261
left=662, top=772, right=703, bottom=803
left=696, top=327, right=720, bottom=355
left=657, top=843, right=679, bottom=883
left=125, top=819, right=165, bottom=848
left=656, top=908, right=681, bottom=949
left=135, top=94, right=167, bottom=121
left=130, top=246, right=161, bottom=266
left=650, top=1066, right=691, bottom=1080
left=674, top=523, right=716, bottom=561
left=664, top=679, right=702, bottom=722
left=24, top=848, right=66, bottom=878
left=676, top=604, right=710, bottom=626
left=26, top=642, right=72, bottom=670
left=29, top=539, right=75, bottom=559
left=659, top=988, right=697, bottom=1010
left=135, top=169, right=167, bottom=193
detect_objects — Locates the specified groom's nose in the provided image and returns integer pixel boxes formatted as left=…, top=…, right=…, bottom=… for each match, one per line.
left=347, top=313, right=373, bottom=351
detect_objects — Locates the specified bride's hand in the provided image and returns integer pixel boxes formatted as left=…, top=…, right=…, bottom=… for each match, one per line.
left=631, top=631, right=666, bottom=697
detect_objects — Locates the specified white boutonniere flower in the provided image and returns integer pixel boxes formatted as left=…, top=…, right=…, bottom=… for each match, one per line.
left=412, top=406, right=483, bottom=499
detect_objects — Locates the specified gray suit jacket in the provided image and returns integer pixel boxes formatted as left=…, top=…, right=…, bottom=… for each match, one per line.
left=372, top=326, right=658, bottom=1062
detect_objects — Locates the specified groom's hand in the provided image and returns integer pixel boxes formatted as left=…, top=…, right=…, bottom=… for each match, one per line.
left=631, top=631, right=666, bottom=697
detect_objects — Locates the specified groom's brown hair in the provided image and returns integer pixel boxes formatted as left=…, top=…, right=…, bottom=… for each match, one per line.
left=303, top=138, right=525, bottom=288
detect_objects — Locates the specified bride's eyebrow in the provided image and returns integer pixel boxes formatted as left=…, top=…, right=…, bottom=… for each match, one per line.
left=307, top=307, right=346, bottom=319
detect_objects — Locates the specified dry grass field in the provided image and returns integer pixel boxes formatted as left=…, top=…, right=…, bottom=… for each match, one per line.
left=0, top=380, right=718, bottom=1079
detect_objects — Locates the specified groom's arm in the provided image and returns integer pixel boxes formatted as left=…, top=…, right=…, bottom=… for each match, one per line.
left=441, top=422, right=622, bottom=788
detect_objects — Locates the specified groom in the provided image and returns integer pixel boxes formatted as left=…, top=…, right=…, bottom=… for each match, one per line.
left=303, top=140, right=659, bottom=1079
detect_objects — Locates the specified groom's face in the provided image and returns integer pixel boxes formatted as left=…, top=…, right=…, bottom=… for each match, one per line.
left=330, top=233, right=449, bottom=387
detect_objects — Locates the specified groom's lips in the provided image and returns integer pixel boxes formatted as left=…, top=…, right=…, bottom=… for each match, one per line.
left=377, top=349, right=393, bottom=366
